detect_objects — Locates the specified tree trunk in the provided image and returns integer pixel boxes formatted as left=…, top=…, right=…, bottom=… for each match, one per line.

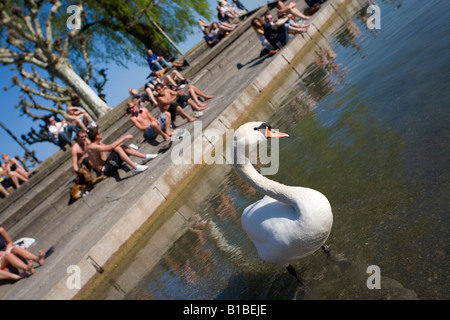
left=47, top=60, right=111, bottom=119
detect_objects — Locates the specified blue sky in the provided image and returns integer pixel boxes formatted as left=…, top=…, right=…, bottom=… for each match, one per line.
left=0, top=0, right=265, bottom=168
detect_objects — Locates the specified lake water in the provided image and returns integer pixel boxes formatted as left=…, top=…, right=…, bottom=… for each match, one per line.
left=89, top=0, right=449, bottom=300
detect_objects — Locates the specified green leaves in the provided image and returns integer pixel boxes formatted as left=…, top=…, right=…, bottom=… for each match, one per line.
left=81, top=0, right=213, bottom=63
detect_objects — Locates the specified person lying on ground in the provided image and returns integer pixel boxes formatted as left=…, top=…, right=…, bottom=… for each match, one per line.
left=87, top=126, right=157, bottom=177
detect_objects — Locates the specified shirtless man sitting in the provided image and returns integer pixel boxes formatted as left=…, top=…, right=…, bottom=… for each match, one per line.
left=71, top=129, right=92, bottom=173
left=127, top=98, right=171, bottom=141
left=154, top=83, right=198, bottom=124
left=158, top=82, right=206, bottom=112
left=87, top=127, right=157, bottom=177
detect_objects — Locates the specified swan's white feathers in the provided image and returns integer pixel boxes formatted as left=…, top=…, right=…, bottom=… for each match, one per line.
left=241, top=188, right=332, bottom=266
left=232, top=122, right=333, bottom=267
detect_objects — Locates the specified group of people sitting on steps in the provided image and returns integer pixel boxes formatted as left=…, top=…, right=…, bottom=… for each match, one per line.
left=6, top=0, right=327, bottom=199
left=70, top=46, right=214, bottom=183
left=251, top=0, right=326, bottom=57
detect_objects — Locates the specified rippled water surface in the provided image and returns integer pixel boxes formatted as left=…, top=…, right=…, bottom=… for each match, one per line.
left=91, top=0, right=449, bottom=300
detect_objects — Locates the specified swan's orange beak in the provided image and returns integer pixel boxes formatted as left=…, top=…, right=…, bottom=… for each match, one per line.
left=266, top=127, right=289, bottom=138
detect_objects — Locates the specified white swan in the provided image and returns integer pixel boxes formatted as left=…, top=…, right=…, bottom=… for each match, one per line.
left=232, top=122, right=333, bottom=282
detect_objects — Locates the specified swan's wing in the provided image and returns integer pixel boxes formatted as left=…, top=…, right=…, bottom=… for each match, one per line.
left=241, top=192, right=332, bottom=265
left=241, top=197, right=301, bottom=262
left=242, top=196, right=297, bottom=239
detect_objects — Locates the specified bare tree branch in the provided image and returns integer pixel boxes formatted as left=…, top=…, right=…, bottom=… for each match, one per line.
left=45, top=0, right=62, bottom=50
left=23, top=14, right=37, bottom=36
left=1, top=0, right=110, bottom=123
left=1, top=5, right=40, bottom=44
left=0, top=47, right=48, bottom=68
left=12, top=74, right=71, bottom=103
left=15, top=63, right=70, bottom=97
left=29, top=0, right=44, bottom=39
left=79, top=35, right=92, bottom=84
left=17, top=91, right=68, bottom=120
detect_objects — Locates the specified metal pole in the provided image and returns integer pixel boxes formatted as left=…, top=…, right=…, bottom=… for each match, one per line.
left=0, top=120, right=41, bottom=164
left=145, top=11, right=184, bottom=56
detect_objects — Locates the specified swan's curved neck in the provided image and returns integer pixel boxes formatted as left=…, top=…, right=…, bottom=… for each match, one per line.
left=233, top=153, right=295, bottom=207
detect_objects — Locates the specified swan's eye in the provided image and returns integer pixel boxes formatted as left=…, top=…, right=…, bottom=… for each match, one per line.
left=254, top=123, right=272, bottom=137
left=254, top=123, right=271, bottom=130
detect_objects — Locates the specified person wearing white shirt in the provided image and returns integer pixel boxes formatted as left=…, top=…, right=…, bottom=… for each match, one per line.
left=48, top=116, right=79, bottom=148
